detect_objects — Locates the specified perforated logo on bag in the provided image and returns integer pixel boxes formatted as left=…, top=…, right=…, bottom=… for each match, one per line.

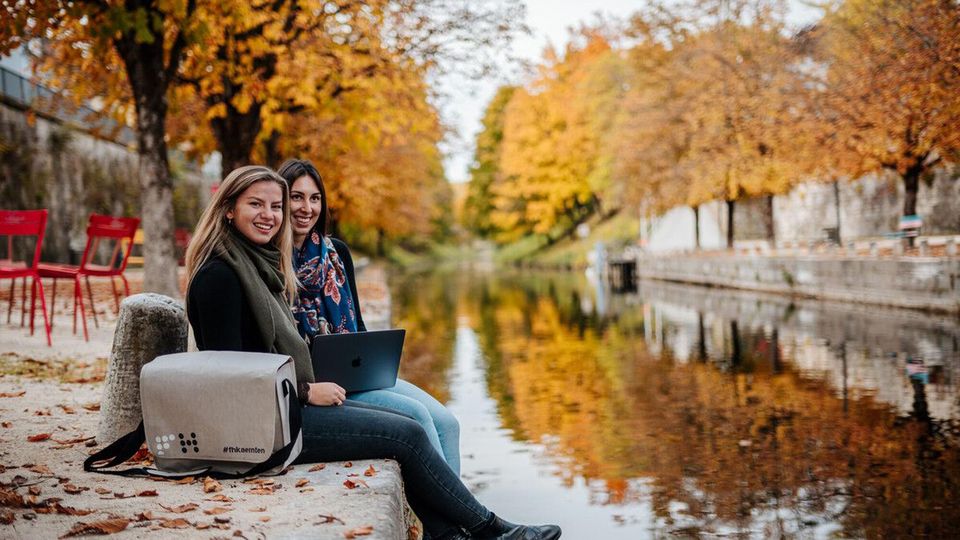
left=178, top=432, right=200, bottom=453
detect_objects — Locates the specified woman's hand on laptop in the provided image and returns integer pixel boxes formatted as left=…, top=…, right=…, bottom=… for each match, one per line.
left=307, top=382, right=347, bottom=406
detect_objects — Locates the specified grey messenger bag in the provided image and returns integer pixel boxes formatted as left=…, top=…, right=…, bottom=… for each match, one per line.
left=84, top=351, right=302, bottom=479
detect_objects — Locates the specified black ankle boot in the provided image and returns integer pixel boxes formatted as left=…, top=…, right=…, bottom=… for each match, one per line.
left=473, top=515, right=561, bottom=540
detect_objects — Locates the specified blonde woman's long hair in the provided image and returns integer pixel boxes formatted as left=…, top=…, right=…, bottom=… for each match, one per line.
left=185, top=165, right=297, bottom=301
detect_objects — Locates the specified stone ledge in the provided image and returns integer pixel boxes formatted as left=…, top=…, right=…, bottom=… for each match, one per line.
left=636, top=254, right=960, bottom=314
left=0, top=376, right=409, bottom=539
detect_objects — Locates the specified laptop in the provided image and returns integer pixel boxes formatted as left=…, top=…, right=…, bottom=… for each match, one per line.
left=309, top=329, right=406, bottom=392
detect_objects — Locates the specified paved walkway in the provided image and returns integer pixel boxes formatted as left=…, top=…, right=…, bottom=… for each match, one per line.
left=0, top=265, right=410, bottom=539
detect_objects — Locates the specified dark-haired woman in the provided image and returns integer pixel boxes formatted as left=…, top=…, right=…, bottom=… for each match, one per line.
left=185, top=165, right=560, bottom=540
left=278, top=158, right=460, bottom=475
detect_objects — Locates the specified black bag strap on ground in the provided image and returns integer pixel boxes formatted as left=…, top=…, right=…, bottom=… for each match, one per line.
left=84, top=379, right=302, bottom=479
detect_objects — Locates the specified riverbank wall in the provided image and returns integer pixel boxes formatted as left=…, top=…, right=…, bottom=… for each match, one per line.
left=632, top=253, right=960, bottom=314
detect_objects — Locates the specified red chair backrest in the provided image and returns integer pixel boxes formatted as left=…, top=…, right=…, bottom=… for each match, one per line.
left=0, top=209, right=48, bottom=271
left=79, top=214, right=141, bottom=272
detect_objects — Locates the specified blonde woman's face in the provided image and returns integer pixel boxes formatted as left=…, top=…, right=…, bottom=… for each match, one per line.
left=226, top=181, right=284, bottom=245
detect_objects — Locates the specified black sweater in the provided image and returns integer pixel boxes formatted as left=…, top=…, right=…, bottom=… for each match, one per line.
left=187, top=238, right=365, bottom=352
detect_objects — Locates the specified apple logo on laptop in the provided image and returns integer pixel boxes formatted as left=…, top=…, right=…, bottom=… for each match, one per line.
left=352, top=356, right=363, bottom=368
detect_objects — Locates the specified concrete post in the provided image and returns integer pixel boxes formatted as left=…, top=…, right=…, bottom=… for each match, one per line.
left=919, top=239, right=929, bottom=257
left=894, top=240, right=904, bottom=256
left=869, top=242, right=878, bottom=257
left=948, top=238, right=957, bottom=257
left=846, top=242, right=856, bottom=256
left=97, top=293, right=187, bottom=445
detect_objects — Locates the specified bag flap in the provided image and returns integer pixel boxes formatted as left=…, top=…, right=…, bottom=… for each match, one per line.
left=140, top=351, right=293, bottom=464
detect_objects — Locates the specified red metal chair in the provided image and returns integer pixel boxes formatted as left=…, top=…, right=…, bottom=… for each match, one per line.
left=0, top=209, right=51, bottom=346
left=38, top=214, right=140, bottom=342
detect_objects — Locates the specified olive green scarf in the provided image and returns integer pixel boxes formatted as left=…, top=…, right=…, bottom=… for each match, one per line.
left=220, top=228, right=315, bottom=384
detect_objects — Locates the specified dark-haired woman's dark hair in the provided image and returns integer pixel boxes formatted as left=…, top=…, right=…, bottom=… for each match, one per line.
left=277, top=158, right=327, bottom=238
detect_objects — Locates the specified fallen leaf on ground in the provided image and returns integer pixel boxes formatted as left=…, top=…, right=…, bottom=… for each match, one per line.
left=112, top=493, right=135, bottom=499
left=137, top=511, right=155, bottom=521
left=63, top=484, right=89, bottom=495
left=248, top=507, right=266, bottom=512
left=82, top=402, right=100, bottom=411
left=0, top=510, right=14, bottom=524
left=343, top=479, right=368, bottom=489
left=203, top=506, right=231, bottom=515
left=195, top=522, right=211, bottom=530
left=34, top=409, right=51, bottom=416
left=0, top=391, right=25, bottom=398
left=243, top=478, right=274, bottom=486
left=60, top=518, right=131, bottom=537
left=127, top=447, right=150, bottom=463
left=28, top=486, right=42, bottom=496
left=58, top=404, right=76, bottom=414
left=159, top=517, right=191, bottom=529
left=299, top=487, right=314, bottom=493
left=159, top=503, right=198, bottom=513
left=343, top=461, right=353, bottom=468
left=308, top=464, right=326, bottom=472
left=247, top=487, right=276, bottom=495
left=203, top=477, right=222, bottom=493
left=347, top=473, right=359, bottom=477
left=214, top=516, right=230, bottom=524
left=316, top=514, right=344, bottom=525
left=27, top=433, right=51, bottom=442
left=171, top=476, right=196, bottom=485
left=206, top=494, right=233, bottom=503
left=259, top=516, right=270, bottom=522
left=344, top=525, right=374, bottom=538
left=364, top=465, right=376, bottom=477
left=53, top=436, right=95, bottom=446
left=232, top=529, right=246, bottom=538
left=28, top=463, right=52, bottom=475
left=137, top=490, right=158, bottom=497
left=295, top=479, right=309, bottom=488
left=94, top=488, right=111, bottom=495
left=1, top=421, right=11, bottom=428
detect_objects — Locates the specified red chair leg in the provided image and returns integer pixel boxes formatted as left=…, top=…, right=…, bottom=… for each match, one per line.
left=75, top=277, right=88, bottom=342
left=85, top=275, right=98, bottom=329
left=19, top=276, right=26, bottom=327
left=6, top=277, right=13, bottom=324
left=34, top=276, right=51, bottom=346
left=50, top=278, right=57, bottom=329
left=29, top=276, right=36, bottom=336
left=122, top=274, right=130, bottom=297
left=110, top=276, right=120, bottom=313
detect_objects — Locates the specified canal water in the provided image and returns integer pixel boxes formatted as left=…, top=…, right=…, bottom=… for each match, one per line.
left=389, top=268, right=960, bottom=539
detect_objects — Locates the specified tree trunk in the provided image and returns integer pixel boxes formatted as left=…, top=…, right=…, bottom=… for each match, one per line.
left=376, top=228, right=385, bottom=257
left=833, top=180, right=842, bottom=244
left=263, top=131, right=282, bottom=169
left=726, top=199, right=735, bottom=249
left=765, top=195, right=775, bottom=244
left=211, top=101, right=263, bottom=177
left=903, top=168, right=921, bottom=217
left=117, top=40, right=180, bottom=297
left=902, top=166, right=922, bottom=248
left=693, top=205, right=701, bottom=250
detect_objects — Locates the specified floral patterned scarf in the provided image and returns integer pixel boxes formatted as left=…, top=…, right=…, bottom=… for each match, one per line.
left=293, top=231, right=358, bottom=340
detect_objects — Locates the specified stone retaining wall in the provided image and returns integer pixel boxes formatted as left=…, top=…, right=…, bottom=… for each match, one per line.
left=636, top=254, right=960, bottom=314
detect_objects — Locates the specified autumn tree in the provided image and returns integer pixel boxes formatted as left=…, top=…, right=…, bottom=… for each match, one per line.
left=491, top=31, right=628, bottom=243
left=1, top=0, right=201, bottom=296
left=463, top=85, right=516, bottom=238
left=635, top=0, right=802, bottom=247
left=805, top=0, right=960, bottom=223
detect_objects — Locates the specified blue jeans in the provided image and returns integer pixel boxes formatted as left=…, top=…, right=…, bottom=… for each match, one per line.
left=349, top=378, right=461, bottom=475
left=295, top=401, right=492, bottom=538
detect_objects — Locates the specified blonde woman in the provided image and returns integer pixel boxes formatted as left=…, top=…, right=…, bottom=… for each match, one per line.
left=185, top=165, right=561, bottom=540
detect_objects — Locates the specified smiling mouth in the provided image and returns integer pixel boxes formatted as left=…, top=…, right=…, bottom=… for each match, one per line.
left=253, top=223, right=274, bottom=232
left=293, top=216, right=312, bottom=227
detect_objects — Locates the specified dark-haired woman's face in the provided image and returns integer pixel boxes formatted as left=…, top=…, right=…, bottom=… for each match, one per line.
left=290, top=175, right=322, bottom=242
left=226, top=181, right=284, bottom=245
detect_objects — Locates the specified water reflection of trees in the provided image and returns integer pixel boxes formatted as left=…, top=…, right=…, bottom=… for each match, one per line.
left=477, top=272, right=959, bottom=537
left=391, top=270, right=960, bottom=537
